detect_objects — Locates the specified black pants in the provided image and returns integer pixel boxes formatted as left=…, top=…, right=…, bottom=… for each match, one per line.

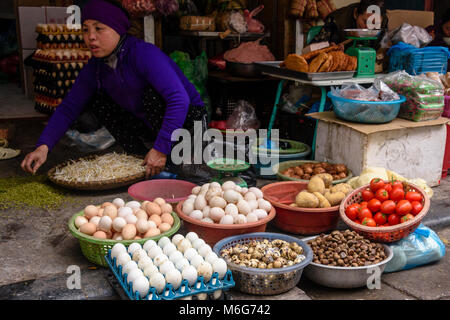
left=85, top=86, right=207, bottom=156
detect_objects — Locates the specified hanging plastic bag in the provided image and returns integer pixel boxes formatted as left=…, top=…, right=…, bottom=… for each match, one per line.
left=383, top=224, right=446, bottom=273
left=226, top=100, right=260, bottom=131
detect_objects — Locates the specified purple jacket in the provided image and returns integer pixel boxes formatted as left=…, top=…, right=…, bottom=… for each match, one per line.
left=36, top=35, right=204, bottom=155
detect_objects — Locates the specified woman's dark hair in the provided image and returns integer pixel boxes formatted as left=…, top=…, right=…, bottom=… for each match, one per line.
left=357, top=0, right=386, bottom=16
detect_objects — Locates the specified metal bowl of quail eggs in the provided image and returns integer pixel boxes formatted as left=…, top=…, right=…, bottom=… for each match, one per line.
left=213, top=232, right=313, bottom=295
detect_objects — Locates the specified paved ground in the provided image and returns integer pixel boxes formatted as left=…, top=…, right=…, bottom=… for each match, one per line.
left=0, top=117, right=449, bottom=300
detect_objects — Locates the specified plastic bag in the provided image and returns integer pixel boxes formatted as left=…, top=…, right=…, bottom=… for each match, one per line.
left=65, top=127, right=116, bottom=152
left=331, top=81, right=400, bottom=102
left=384, top=224, right=446, bottom=273
left=122, top=0, right=179, bottom=17
left=225, top=100, right=260, bottom=131
left=380, top=23, right=432, bottom=49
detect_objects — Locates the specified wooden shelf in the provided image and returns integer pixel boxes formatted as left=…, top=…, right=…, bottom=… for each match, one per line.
left=179, top=31, right=270, bottom=40
left=208, top=69, right=277, bottom=83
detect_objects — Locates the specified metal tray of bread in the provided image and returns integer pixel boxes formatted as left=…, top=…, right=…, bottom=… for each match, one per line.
left=255, top=61, right=355, bottom=81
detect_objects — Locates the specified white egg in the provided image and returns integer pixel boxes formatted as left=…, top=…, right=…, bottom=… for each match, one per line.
left=213, top=258, right=228, bottom=279
left=126, top=201, right=141, bottom=209
left=149, top=272, right=166, bottom=293
left=198, top=244, right=212, bottom=258
left=246, top=212, right=258, bottom=223
left=165, top=268, right=182, bottom=290
left=75, top=216, right=88, bottom=228
left=153, top=253, right=169, bottom=267
left=182, top=200, right=195, bottom=215
left=237, top=200, right=251, bottom=216
left=117, top=252, right=131, bottom=267
left=143, top=239, right=158, bottom=252
left=210, top=182, right=221, bottom=189
left=241, top=187, right=248, bottom=194
left=175, top=258, right=190, bottom=272
left=127, top=243, right=142, bottom=256
left=143, top=264, right=159, bottom=278
left=202, top=206, right=211, bottom=218
left=159, top=260, right=176, bottom=275
left=147, top=220, right=157, bottom=229
left=190, top=255, right=205, bottom=268
left=89, top=216, right=101, bottom=226
left=247, top=199, right=259, bottom=211
left=138, top=255, right=154, bottom=270
left=244, top=191, right=257, bottom=202
left=184, top=248, right=199, bottom=261
left=169, top=251, right=184, bottom=264
left=197, top=261, right=213, bottom=282
left=249, top=187, right=264, bottom=199
left=112, top=217, right=127, bottom=232
left=112, top=198, right=125, bottom=208
left=123, top=260, right=138, bottom=275
left=163, top=243, right=177, bottom=256
left=201, top=217, right=214, bottom=223
left=181, top=265, right=198, bottom=286
left=185, top=232, right=199, bottom=243
left=205, top=252, right=219, bottom=265
left=126, top=268, right=143, bottom=284
left=222, top=181, right=236, bottom=191
left=234, top=214, right=247, bottom=224
left=147, top=245, right=163, bottom=259
left=158, top=236, right=171, bottom=249
left=132, top=249, right=148, bottom=262
left=111, top=243, right=127, bottom=259
left=192, top=238, right=206, bottom=250
left=253, top=209, right=268, bottom=220
left=209, top=207, right=225, bottom=222
left=125, top=214, right=138, bottom=225
left=171, top=234, right=185, bottom=246
left=219, top=215, right=234, bottom=225
left=191, top=186, right=201, bottom=195
left=177, top=238, right=192, bottom=253
left=189, top=210, right=203, bottom=220
left=258, top=199, right=272, bottom=213
left=118, top=206, right=133, bottom=218
left=224, top=203, right=239, bottom=216
left=132, top=276, right=150, bottom=298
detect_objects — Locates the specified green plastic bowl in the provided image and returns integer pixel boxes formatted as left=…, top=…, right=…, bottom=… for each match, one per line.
left=252, top=138, right=310, bottom=155
left=68, top=210, right=180, bottom=267
left=273, top=160, right=353, bottom=185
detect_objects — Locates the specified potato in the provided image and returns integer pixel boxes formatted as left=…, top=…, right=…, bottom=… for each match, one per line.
left=314, top=173, right=334, bottom=188
left=295, top=191, right=320, bottom=208
left=325, top=191, right=346, bottom=206
left=330, top=183, right=353, bottom=196
left=307, top=176, right=326, bottom=194
left=313, top=192, right=331, bottom=208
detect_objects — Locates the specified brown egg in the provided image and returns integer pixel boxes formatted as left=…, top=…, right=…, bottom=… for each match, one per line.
left=134, top=236, right=142, bottom=240
left=93, top=230, right=107, bottom=239
left=144, top=227, right=161, bottom=238
left=79, top=222, right=97, bottom=236
left=149, top=214, right=162, bottom=227
left=84, top=205, right=98, bottom=219
left=146, top=202, right=162, bottom=216
left=153, top=197, right=166, bottom=206
left=159, top=223, right=171, bottom=233
left=122, top=224, right=137, bottom=240
left=141, top=201, right=150, bottom=209
left=161, top=213, right=174, bottom=226
left=160, top=203, right=173, bottom=214
left=97, top=208, right=104, bottom=217
left=103, top=205, right=118, bottom=220
left=101, top=202, right=114, bottom=208
left=135, top=209, right=148, bottom=221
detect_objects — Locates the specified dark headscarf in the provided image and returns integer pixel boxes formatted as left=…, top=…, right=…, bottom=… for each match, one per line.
left=81, top=0, right=130, bottom=36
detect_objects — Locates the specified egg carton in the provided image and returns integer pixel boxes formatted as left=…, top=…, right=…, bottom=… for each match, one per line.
left=105, top=251, right=235, bottom=301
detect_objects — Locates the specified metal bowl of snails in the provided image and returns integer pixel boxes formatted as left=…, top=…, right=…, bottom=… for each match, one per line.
left=213, top=232, right=313, bottom=295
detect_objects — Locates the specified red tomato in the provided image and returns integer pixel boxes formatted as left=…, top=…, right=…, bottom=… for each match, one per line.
left=411, top=201, right=423, bottom=216
left=358, top=207, right=373, bottom=221
left=361, top=189, right=375, bottom=202
left=400, top=214, right=415, bottom=224
left=405, top=191, right=423, bottom=203
left=362, top=217, right=376, bottom=227
left=367, top=198, right=381, bottom=213
left=345, top=204, right=359, bottom=221
left=396, top=200, right=412, bottom=216
left=384, top=184, right=392, bottom=193
left=360, top=201, right=368, bottom=209
left=354, top=220, right=362, bottom=225
left=373, top=212, right=387, bottom=225
left=370, top=178, right=386, bottom=193
left=380, top=200, right=396, bottom=214
left=389, top=187, right=405, bottom=202
left=388, top=214, right=401, bottom=226
left=389, top=180, right=404, bottom=190
left=375, top=188, right=389, bottom=202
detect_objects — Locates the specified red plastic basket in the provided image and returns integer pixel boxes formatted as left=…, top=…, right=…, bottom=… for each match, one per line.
left=443, top=96, right=450, bottom=118
left=339, top=182, right=430, bottom=243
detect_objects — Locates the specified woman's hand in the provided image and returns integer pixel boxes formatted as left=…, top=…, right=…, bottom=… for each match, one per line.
left=21, top=145, right=49, bottom=174
left=142, top=148, right=167, bottom=179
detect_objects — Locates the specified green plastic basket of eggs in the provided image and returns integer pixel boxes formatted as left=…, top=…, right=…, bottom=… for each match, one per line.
left=68, top=197, right=181, bottom=267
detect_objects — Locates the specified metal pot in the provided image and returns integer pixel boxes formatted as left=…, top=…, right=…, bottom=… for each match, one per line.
left=225, top=61, right=262, bottom=78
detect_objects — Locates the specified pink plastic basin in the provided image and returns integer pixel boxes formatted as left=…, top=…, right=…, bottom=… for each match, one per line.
left=128, top=179, right=197, bottom=204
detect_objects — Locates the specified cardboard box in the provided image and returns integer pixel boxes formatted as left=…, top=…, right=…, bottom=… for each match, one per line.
left=309, top=112, right=449, bottom=187
left=387, top=10, right=435, bottom=31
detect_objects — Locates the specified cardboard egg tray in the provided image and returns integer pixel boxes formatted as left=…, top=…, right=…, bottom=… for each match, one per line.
left=105, top=250, right=235, bottom=300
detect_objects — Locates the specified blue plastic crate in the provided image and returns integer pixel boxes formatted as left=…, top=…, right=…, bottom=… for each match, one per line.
left=105, top=250, right=235, bottom=300
left=388, top=43, right=450, bottom=75
left=328, top=91, right=406, bottom=124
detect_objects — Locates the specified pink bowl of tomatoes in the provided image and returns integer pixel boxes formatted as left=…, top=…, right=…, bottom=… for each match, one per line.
left=339, top=178, right=430, bottom=243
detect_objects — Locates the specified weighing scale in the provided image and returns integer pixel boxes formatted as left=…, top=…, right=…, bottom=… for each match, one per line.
left=344, top=30, right=378, bottom=78
left=207, top=158, right=251, bottom=188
